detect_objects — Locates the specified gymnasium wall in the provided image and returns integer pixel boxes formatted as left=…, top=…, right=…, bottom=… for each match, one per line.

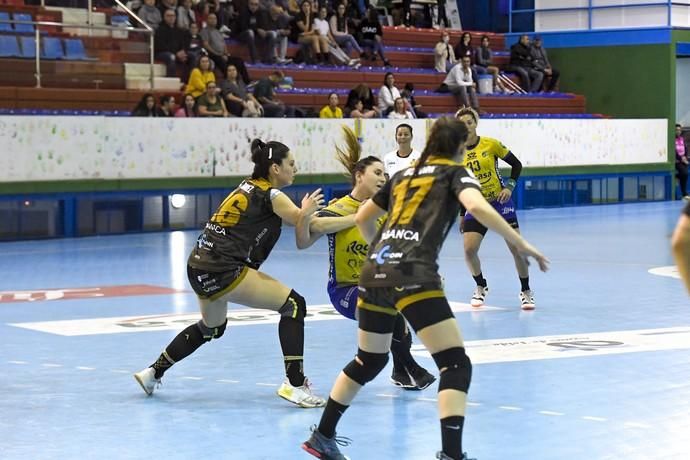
left=0, top=117, right=668, bottom=193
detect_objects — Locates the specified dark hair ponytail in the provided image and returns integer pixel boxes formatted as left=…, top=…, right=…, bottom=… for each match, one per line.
left=413, top=117, right=468, bottom=176
left=335, top=126, right=381, bottom=186
left=250, top=138, right=290, bottom=180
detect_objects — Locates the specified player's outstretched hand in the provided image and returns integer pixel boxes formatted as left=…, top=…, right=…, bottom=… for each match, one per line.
left=301, top=188, right=325, bottom=215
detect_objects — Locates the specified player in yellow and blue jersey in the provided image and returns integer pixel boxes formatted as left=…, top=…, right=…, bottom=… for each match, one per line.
left=455, top=107, right=536, bottom=310
left=296, top=126, right=435, bottom=391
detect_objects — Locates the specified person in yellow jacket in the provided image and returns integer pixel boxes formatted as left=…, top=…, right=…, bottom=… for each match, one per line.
left=319, top=92, right=343, bottom=118
left=186, top=54, right=216, bottom=99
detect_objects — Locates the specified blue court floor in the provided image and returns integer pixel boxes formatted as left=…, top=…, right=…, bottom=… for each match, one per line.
left=1, top=201, right=689, bottom=460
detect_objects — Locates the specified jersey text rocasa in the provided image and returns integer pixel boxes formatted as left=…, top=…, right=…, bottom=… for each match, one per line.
left=188, top=178, right=282, bottom=271
left=360, top=158, right=481, bottom=287
left=461, top=136, right=510, bottom=201
left=317, top=195, right=368, bottom=288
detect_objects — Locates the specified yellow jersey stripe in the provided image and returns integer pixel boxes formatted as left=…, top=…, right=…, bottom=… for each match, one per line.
left=395, top=290, right=445, bottom=311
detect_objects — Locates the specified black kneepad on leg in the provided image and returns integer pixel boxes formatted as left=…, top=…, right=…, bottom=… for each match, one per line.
left=196, top=319, right=227, bottom=342
left=432, top=347, right=472, bottom=393
left=278, top=289, right=307, bottom=324
left=343, top=348, right=389, bottom=386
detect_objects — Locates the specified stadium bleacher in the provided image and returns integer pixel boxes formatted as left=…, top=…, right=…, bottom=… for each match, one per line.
left=0, top=2, right=593, bottom=117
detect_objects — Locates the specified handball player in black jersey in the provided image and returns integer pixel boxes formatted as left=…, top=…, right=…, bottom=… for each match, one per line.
left=302, top=117, right=549, bottom=460
left=134, top=138, right=352, bottom=408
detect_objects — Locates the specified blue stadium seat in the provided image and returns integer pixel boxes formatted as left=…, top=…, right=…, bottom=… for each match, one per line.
left=19, top=35, right=36, bottom=58
left=64, top=38, right=92, bottom=60
left=0, top=12, right=12, bottom=33
left=0, top=34, right=21, bottom=57
left=41, top=37, right=64, bottom=59
left=12, top=13, right=34, bottom=33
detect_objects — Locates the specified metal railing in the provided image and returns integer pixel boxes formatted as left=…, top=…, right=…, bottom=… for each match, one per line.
left=508, top=0, right=690, bottom=33
left=0, top=0, right=154, bottom=89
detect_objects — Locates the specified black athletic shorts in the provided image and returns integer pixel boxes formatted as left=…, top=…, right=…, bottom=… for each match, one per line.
left=357, top=281, right=455, bottom=334
left=187, top=264, right=249, bottom=300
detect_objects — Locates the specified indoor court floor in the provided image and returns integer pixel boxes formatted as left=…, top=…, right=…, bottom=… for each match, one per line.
left=1, top=200, right=689, bottom=460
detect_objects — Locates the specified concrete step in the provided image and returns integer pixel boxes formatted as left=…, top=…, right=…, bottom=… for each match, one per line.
left=124, top=62, right=167, bottom=78
left=125, top=76, right=181, bottom=91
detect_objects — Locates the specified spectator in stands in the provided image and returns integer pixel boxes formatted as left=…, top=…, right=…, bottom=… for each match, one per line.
left=434, top=30, right=456, bottom=73
left=358, top=6, right=390, bottom=66
left=154, top=8, right=188, bottom=78
left=402, top=82, right=426, bottom=118
left=158, top=0, right=178, bottom=17
left=264, top=5, right=293, bottom=64
left=177, top=0, right=196, bottom=30
left=157, top=95, right=176, bottom=116
left=235, top=0, right=274, bottom=64
left=186, top=54, right=216, bottom=99
left=184, top=22, right=204, bottom=66
left=175, top=93, right=197, bottom=117
left=530, top=36, right=560, bottom=92
left=435, top=0, right=449, bottom=28
left=197, top=81, right=230, bottom=117
left=454, top=32, right=473, bottom=62
left=319, top=92, right=343, bottom=118
left=474, top=34, right=509, bottom=94
left=378, top=72, right=401, bottom=116
left=388, top=97, right=414, bottom=119
left=201, top=13, right=250, bottom=83
left=442, top=55, right=479, bottom=111
left=342, top=0, right=363, bottom=31
left=346, top=83, right=378, bottom=117
left=287, top=0, right=301, bottom=17
left=676, top=123, right=690, bottom=200
left=138, top=0, right=162, bottom=29
left=195, top=0, right=211, bottom=28
left=508, top=34, right=543, bottom=93
left=221, top=64, right=263, bottom=117
left=131, top=93, right=159, bottom=117
left=254, top=70, right=297, bottom=117
left=291, top=0, right=330, bottom=65
left=330, top=2, right=363, bottom=58
left=348, top=98, right=377, bottom=118
left=314, top=6, right=360, bottom=67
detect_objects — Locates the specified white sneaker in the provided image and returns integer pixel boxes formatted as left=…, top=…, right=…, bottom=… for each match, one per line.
left=520, top=290, right=535, bottom=310
left=470, top=285, right=488, bottom=307
left=277, top=378, right=326, bottom=408
left=134, top=367, right=161, bottom=396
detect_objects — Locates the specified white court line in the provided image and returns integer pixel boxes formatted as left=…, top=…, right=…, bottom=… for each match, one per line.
left=110, top=369, right=130, bottom=374
left=499, top=406, right=523, bottom=411
left=76, top=366, right=96, bottom=371
left=376, top=394, right=400, bottom=398
left=42, top=363, right=62, bottom=368
left=256, top=383, right=278, bottom=387
left=216, top=379, right=240, bottom=384
left=180, top=376, right=203, bottom=381
left=582, top=416, right=607, bottom=422
left=624, top=422, right=652, bottom=429
left=466, top=402, right=482, bottom=407
left=539, top=410, right=565, bottom=416
left=8, top=360, right=27, bottom=364
left=417, top=397, right=437, bottom=402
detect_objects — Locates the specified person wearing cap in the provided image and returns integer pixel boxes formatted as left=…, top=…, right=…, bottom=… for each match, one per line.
left=530, top=36, right=560, bottom=92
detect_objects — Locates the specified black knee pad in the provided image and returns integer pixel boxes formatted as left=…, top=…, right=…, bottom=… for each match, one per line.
left=432, top=347, right=472, bottom=393
left=196, top=319, right=227, bottom=342
left=278, top=289, right=307, bottom=324
left=343, top=348, right=389, bottom=386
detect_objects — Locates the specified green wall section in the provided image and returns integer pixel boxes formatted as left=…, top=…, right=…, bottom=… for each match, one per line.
left=550, top=44, right=673, bottom=119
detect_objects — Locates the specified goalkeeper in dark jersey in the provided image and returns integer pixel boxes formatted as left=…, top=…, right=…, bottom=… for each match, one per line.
left=134, top=138, right=353, bottom=408
left=302, top=117, right=549, bottom=460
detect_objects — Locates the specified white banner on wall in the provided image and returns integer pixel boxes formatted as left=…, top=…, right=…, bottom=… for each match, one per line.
left=0, top=117, right=668, bottom=182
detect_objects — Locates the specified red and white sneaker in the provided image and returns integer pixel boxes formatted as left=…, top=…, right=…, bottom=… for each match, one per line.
left=520, top=290, right=535, bottom=310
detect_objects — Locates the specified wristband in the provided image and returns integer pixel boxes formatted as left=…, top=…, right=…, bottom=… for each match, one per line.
left=506, top=179, right=517, bottom=191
